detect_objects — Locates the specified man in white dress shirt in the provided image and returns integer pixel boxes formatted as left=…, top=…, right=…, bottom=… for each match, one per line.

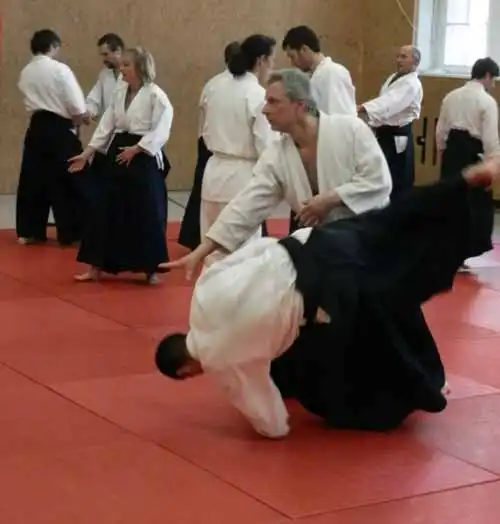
left=436, top=57, right=500, bottom=263
left=281, top=25, right=357, bottom=231
left=83, top=33, right=126, bottom=214
left=155, top=157, right=500, bottom=438
left=282, top=25, right=356, bottom=116
left=16, top=29, right=88, bottom=246
left=158, top=68, right=391, bottom=274
left=358, top=45, right=423, bottom=199
left=86, top=33, right=125, bottom=119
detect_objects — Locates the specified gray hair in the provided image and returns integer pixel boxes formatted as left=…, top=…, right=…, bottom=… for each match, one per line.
left=127, top=46, right=156, bottom=84
left=268, top=68, right=319, bottom=116
left=410, top=45, right=421, bottom=66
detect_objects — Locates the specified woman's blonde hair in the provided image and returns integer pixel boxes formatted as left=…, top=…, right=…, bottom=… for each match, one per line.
left=126, top=46, right=156, bottom=84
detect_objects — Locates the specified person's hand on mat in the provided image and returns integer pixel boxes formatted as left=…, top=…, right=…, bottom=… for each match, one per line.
left=297, top=192, right=339, bottom=227
left=116, top=145, right=140, bottom=166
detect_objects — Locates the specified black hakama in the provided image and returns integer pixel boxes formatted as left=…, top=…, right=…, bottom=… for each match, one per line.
left=16, top=110, right=84, bottom=244
left=77, top=132, right=168, bottom=275
left=440, top=128, right=493, bottom=258
left=178, top=137, right=212, bottom=250
left=375, top=123, right=415, bottom=200
left=271, top=175, right=475, bottom=431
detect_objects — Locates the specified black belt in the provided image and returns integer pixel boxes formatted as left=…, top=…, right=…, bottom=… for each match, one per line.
left=376, top=123, right=412, bottom=138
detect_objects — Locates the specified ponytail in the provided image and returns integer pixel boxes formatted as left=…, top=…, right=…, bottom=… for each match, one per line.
left=227, top=48, right=248, bottom=77
left=227, top=34, right=276, bottom=78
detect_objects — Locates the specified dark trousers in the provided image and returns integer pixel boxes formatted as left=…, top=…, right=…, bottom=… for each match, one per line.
left=16, top=110, right=84, bottom=244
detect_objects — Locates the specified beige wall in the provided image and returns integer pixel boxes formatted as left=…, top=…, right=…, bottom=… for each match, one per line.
left=0, top=0, right=362, bottom=193
left=2, top=0, right=498, bottom=196
left=361, top=0, right=500, bottom=197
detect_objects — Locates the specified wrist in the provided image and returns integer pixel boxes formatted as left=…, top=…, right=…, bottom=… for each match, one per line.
left=202, top=236, right=228, bottom=256
left=324, top=189, right=341, bottom=208
left=83, top=147, right=95, bottom=159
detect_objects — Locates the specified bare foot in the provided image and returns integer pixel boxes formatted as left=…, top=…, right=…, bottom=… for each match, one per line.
left=18, top=237, right=45, bottom=245
left=441, top=381, right=451, bottom=396
left=74, top=268, right=102, bottom=282
left=146, top=273, right=160, bottom=285
left=18, top=237, right=34, bottom=245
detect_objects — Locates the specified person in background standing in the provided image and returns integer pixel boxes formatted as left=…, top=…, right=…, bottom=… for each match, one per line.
left=197, top=34, right=279, bottom=267
left=178, top=41, right=240, bottom=250
left=86, top=33, right=125, bottom=120
left=358, top=45, right=423, bottom=200
left=281, top=25, right=357, bottom=233
left=16, top=28, right=88, bottom=246
left=83, top=33, right=126, bottom=219
left=436, top=57, right=500, bottom=266
left=68, top=47, right=173, bottom=285
left=282, top=25, right=356, bottom=115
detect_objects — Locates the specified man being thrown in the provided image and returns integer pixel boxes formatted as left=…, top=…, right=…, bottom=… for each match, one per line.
left=155, top=157, right=499, bottom=438
left=158, top=68, right=392, bottom=274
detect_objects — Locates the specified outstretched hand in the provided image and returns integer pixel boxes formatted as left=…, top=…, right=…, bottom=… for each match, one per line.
left=158, top=239, right=222, bottom=281
left=158, top=251, right=204, bottom=281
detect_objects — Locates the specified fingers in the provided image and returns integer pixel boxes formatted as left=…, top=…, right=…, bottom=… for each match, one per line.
left=296, top=207, right=319, bottom=227
left=161, top=260, right=184, bottom=269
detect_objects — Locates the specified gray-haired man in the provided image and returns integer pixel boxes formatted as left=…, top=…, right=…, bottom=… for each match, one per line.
left=358, top=45, right=423, bottom=200
left=159, top=68, right=392, bottom=273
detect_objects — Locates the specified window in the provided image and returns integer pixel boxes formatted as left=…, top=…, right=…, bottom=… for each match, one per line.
left=415, top=0, right=499, bottom=76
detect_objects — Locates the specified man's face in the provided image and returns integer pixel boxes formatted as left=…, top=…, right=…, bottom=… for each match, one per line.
left=99, top=43, right=122, bottom=69
left=284, top=46, right=311, bottom=72
left=262, top=81, right=304, bottom=132
left=395, top=46, right=415, bottom=74
left=255, top=51, right=275, bottom=85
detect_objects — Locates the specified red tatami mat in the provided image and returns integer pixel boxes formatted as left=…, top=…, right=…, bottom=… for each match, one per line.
left=1, top=225, right=500, bottom=522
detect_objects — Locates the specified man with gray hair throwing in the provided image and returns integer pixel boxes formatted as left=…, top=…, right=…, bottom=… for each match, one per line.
left=159, top=67, right=392, bottom=276
left=155, top=154, right=500, bottom=438
left=358, top=45, right=423, bottom=200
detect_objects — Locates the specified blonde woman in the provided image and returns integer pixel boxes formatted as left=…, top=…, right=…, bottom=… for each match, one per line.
left=68, top=47, right=173, bottom=284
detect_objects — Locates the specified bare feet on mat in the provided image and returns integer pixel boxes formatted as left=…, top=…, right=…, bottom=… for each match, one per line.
left=441, top=381, right=451, bottom=396
left=146, top=273, right=160, bottom=285
left=17, top=237, right=46, bottom=245
left=74, top=267, right=102, bottom=282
